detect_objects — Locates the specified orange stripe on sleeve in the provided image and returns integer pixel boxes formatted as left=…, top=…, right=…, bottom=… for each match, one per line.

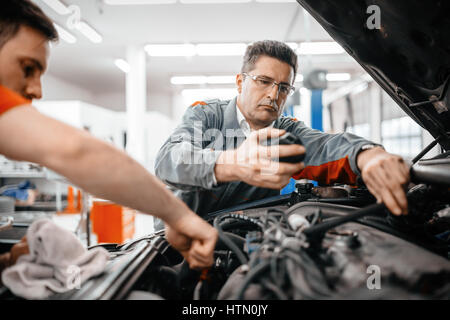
left=190, top=101, right=207, bottom=107
left=292, top=155, right=358, bottom=185
left=0, top=86, right=30, bottom=116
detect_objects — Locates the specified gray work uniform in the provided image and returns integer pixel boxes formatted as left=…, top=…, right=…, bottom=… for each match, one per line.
left=154, top=97, right=377, bottom=229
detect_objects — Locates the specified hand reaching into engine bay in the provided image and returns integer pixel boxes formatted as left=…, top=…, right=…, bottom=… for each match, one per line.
left=357, top=147, right=410, bottom=215
left=0, top=236, right=29, bottom=277
left=165, top=214, right=218, bottom=270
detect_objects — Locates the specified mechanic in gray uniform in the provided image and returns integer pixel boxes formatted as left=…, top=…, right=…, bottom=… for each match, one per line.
left=155, top=40, right=410, bottom=230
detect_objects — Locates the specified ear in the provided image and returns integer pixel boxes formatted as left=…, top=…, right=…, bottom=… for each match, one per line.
left=236, top=73, right=244, bottom=94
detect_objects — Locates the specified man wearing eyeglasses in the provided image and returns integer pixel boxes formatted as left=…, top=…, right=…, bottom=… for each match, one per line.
left=155, top=40, right=410, bottom=228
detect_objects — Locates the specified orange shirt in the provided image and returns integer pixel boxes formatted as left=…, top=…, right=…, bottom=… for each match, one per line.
left=0, top=86, right=30, bottom=116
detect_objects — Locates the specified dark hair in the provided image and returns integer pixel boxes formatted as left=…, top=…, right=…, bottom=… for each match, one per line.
left=241, top=40, right=298, bottom=81
left=0, top=0, right=58, bottom=48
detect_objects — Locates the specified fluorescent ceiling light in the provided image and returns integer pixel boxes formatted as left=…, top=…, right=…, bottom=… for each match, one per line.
left=196, top=43, right=247, bottom=56
left=298, top=42, right=345, bottom=55
left=76, top=21, right=103, bottom=43
left=105, top=0, right=176, bottom=4
left=115, top=59, right=130, bottom=73
left=181, top=88, right=237, bottom=100
left=171, top=75, right=236, bottom=85
left=206, top=76, right=236, bottom=84
left=171, top=76, right=207, bottom=85
left=255, top=0, right=298, bottom=2
left=180, top=0, right=251, bottom=3
left=286, top=42, right=298, bottom=51
left=295, top=73, right=350, bottom=83
left=145, top=44, right=196, bottom=57
left=54, top=23, right=76, bottom=44
left=41, top=0, right=70, bottom=15
left=326, top=73, right=351, bottom=81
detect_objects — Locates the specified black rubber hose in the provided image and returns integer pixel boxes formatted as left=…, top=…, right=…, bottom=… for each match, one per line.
left=234, top=260, right=271, bottom=300
left=214, top=215, right=248, bottom=265
left=214, top=232, right=245, bottom=251
left=261, top=278, right=288, bottom=300
left=303, top=203, right=386, bottom=238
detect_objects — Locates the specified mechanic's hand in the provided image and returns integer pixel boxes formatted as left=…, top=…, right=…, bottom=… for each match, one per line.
left=215, top=128, right=305, bottom=189
left=165, top=213, right=218, bottom=270
left=9, top=236, right=29, bottom=265
left=357, top=147, right=410, bottom=215
left=0, top=236, right=29, bottom=274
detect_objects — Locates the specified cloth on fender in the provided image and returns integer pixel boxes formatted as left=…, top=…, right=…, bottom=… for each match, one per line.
left=1, top=218, right=109, bottom=299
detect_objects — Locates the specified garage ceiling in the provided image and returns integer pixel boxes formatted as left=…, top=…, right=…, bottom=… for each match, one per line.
left=32, top=0, right=365, bottom=105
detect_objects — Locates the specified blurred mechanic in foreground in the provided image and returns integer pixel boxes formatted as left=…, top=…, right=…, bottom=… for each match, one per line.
left=0, top=0, right=217, bottom=270
left=155, top=40, right=410, bottom=229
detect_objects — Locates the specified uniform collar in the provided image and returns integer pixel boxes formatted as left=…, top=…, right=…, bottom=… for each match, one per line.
left=235, top=99, right=275, bottom=137
left=236, top=104, right=252, bottom=137
left=223, top=97, right=241, bottom=130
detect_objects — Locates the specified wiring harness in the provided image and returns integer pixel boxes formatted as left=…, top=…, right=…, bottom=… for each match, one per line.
left=213, top=207, right=335, bottom=300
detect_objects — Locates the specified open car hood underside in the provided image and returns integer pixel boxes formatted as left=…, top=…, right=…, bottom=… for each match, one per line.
left=296, top=0, right=450, bottom=150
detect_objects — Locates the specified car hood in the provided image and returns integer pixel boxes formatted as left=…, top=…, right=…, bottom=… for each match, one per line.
left=296, top=0, right=450, bottom=151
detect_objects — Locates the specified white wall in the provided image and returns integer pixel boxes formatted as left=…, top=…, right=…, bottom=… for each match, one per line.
left=93, top=92, right=126, bottom=112
left=144, top=112, right=176, bottom=173
left=148, top=93, right=173, bottom=119
left=34, top=100, right=174, bottom=172
left=34, top=101, right=127, bottom=150
left=42, top=74, right=95, bottom=104
left=91, top=91, right=173, bottom=118
left=172, top=94, right=187, bottom=124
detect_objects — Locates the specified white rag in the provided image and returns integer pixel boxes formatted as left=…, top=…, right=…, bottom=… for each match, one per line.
left=1, top=218, right=109, bottom=299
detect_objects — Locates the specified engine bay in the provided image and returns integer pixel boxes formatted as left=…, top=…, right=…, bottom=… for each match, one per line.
left=1, top=157, right=448, bottom=301
left=124, top=163, right=450, bottom=300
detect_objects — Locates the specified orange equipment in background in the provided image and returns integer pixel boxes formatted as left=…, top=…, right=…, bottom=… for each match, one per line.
left=76, top=189, right=82, bottom=211
left=90, top=200, right=136, bottom=244
left=61, top=186, right=79, bottom=214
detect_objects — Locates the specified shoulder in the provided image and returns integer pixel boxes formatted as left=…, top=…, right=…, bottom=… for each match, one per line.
left=0, top=86, right=31, bottom=117
left=185, top=99, right=229, bottom=127
left=190, top=99, right=229, bottom=110
left=188, top=99, right=229, bottom=117
left=275, top=115, right=303, bottom=131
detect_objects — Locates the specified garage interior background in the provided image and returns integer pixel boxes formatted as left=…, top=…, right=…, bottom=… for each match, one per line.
left=0, top=0, right=441, bottom=245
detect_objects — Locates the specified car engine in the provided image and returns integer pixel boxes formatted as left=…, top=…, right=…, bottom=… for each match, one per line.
left=123, top=155, right=450, bottom=300
left=2, top=155, right=447, bottom=301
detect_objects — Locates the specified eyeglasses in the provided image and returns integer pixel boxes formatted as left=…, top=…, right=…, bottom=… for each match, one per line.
left=242, top=73, right=296, bottom=97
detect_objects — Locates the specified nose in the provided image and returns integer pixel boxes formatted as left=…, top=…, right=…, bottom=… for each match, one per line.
left=267, top=83, right=280, bottom=101
left=25, top=77, right=42, bottom=100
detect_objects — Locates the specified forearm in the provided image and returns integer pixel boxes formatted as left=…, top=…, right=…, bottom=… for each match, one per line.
left=356, top=146, right=386, bottom=171
left=0, top=107, right=193, bottom=225
left=50, top=135, right=195, bottom=225
left=155, top=142, right=222, bottom=190
left=0, top=253, right=11, bottom=276
left=286, top=120, right=380, bottom=184
left=214, top=149, right=240, bottom=183
left=355, top=146, right=410, bottom=215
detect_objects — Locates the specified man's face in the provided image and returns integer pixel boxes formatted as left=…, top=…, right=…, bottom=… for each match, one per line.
left=0, top=25, right=50, bottom=100
left=236, top=55, right=294, bottom=129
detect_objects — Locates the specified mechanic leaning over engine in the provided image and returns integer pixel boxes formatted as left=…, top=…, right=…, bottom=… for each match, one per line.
left=155, top=40, right=411, bottom=230
left=0, top=0, right=217, bottom=271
